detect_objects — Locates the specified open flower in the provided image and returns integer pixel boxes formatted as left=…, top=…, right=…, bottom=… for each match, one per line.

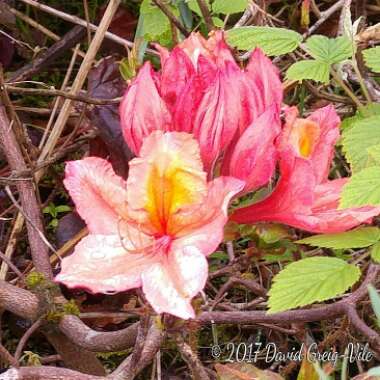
left=231, top=106, right=380, bottom=233
left=120, top=32, right=282, bottom=192
left=56, top=131, right=244, bottom=319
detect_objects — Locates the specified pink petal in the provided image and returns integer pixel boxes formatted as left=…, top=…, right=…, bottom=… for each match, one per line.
left=119, top=62, right=172, bottom=154
left=177, top=32, right=213, bottom=66
left=55, top=233, right=157, bottom=294
left=126, top=131, right=207, bottom=236
left=141, top=245, right=208, bottom=319
left=172, top=176, right=245, bottom=252
left=205, top=30, right=238, bottom=67
left=230, top=155, right=316, bottom=226
left=160, top=47, right=195, bottom=114
left=307, top=105, right=340, bottom=183
left=225, top=106, right=281, bottom=193
left=193, top=63, right=242, bottom=173
left=63, top=157, right=128, bottom=235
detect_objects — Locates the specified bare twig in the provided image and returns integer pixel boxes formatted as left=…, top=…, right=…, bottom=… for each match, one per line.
left=5, top=85, right=121, bottom=105
left=15, top=319, right=43, bottom=362
left=0, top=250, right=25, bottom=282
left=0, top=343, right=18, bottom=368
left=196, top=0, right=215, bottom=31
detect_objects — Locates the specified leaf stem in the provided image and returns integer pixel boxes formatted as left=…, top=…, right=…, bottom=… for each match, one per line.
left=330, top=68, right=362, bottom=108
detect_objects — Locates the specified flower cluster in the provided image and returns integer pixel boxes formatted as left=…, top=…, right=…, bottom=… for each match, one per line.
left=56, top=32, right=380, bottom=319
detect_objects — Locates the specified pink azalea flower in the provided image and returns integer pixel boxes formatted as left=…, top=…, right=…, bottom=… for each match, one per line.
left=231, top=105, right=380, bottom=233
left=120, top=32, right=282, bottom=192
left=56, top=131, right=244, bottom=319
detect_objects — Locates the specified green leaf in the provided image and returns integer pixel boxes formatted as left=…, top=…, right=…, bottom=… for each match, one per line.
left=340, top=103, right=380, bottom=131
left=55, top=205, right=71, bottom=213
left=286, top=60, right=330, bottom=83
left=226, top=27, right=302, bottom=56
left=296, top=227, right=380, bottom=249
left=140, top=0, right=178, bottom=43
left=212, top=0, right=248, bottom=14
left=342, top=115, right=380, bottom=172
left=368, top=285, right=380, bottom=326
left=370, top=242, right=380, bottom=263
left=186, top=0, right=210, bottom=17
left=268, top=257, right=361, bottom=313
left=339, top=166, right=380, bottom=208
left=305, top=35, right=352, bottom=64
left=363, top=47, right=380, bottom=73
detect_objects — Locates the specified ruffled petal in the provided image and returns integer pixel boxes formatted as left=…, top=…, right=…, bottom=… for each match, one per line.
left=171, top=176, right=245, bottom=251
left=55, top=233, right=157, bottom=294
left=126, top=131, right=207, bottom=235
left=119, top=62, right=172, bottom=154
left=63, top=157, right=128, bottom=235
left=225, top=106, right=281, bottom=193
left=141, top=245, right=208, bottom=319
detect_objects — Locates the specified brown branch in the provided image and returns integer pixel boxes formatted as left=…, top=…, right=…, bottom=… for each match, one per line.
left=14, top=319, right=43, bottom=362
left=0, top=367, right=105, bottom=380
left=0, top=343, right=18, bottom=368
left=176, top=336, right=211, bottom=380
left=196, top=0, right=215, bottom=31
left=152, top=0, right=190, bottom=37
left=0, top=250, right=25, bottom=282
left=0, top=105, right=53, bottom=278
left=8, top=25, right=86, bottom=83
left=5, top=85, right=121, bottom=105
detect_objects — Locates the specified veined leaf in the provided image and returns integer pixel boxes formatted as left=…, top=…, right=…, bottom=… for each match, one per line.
left=339, top=166, right=380, bottom=208
left=363, top=47, right=380, bottom=73
left=286, top=60, right=330, bottom=83
left=227, top=27, right=302, bottom=56
left=212, top=0, right=248, bottom=14
left=370, top=242, right=380, bottom=263
left=340, top=103, right=380, bottom=131
left=268, top=257, right=361, bottom=313
left=305, top=35, right=352, bottom=64
left=342, top=115, right=380, bottom=172
left=296, top=227, right=380, bottom=249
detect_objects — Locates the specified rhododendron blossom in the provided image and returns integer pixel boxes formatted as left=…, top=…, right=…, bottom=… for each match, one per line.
left=56, top=131, right=244, bottom=319
left=120, top=32, right=282, bottom=193
left=231, top=106, right=380, bottom=233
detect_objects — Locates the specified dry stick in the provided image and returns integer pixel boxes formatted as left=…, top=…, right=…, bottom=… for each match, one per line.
left=0, top=343, right=18, bottom=368
left=37, top=0, right=121, bottom=164
left=152, top=0, right=190, bottom=37
left=8, top=6, right=86, bottom=58
left=0, top=250, right=25, bottom=282
left=83, top=0, right=92, bottom=44
left=14, top=319, right=43, bottom=362
left=17, top=0, right=158, bottom=57
left=8, top=25, right=86, bottom=83
left=176, top=336, right=211, bottom=380
left=303, top=0, right=346, bottom=37
left=0, top=106, right=52, bottom=278
left=5, top=85, right=121, bottom=105
left=196, top=0, right=215, bottom=31
left=39, top=44, right=80, bottom=149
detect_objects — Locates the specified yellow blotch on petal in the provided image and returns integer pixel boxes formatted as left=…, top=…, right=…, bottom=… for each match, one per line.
left=289, top=119, right=320, bottom=158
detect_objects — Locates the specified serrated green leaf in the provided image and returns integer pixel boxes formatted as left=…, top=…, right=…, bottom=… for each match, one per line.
left=140, top=0, right=178, bottom=43
left=340, top=166, right=380, bottom=208
left=296, top=227, right=380, bottom=249
left=341, top=103, right=380, bottom=131
left=370, top=242, right=380, bottom=263
left=342, top=115, right=380, bottom=172
left=268, top=257, right=361, bottom=313
left=226, top=27, right=302, bottom=56
left=286, top=60, right=330, bottom=83
left=368, top=285, right=380, bottom=326
left=363, top=47, right=380, bottom=73
left=305, top=35, right=352, bottom=64
left=212, top=0, right=248, bottom=14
